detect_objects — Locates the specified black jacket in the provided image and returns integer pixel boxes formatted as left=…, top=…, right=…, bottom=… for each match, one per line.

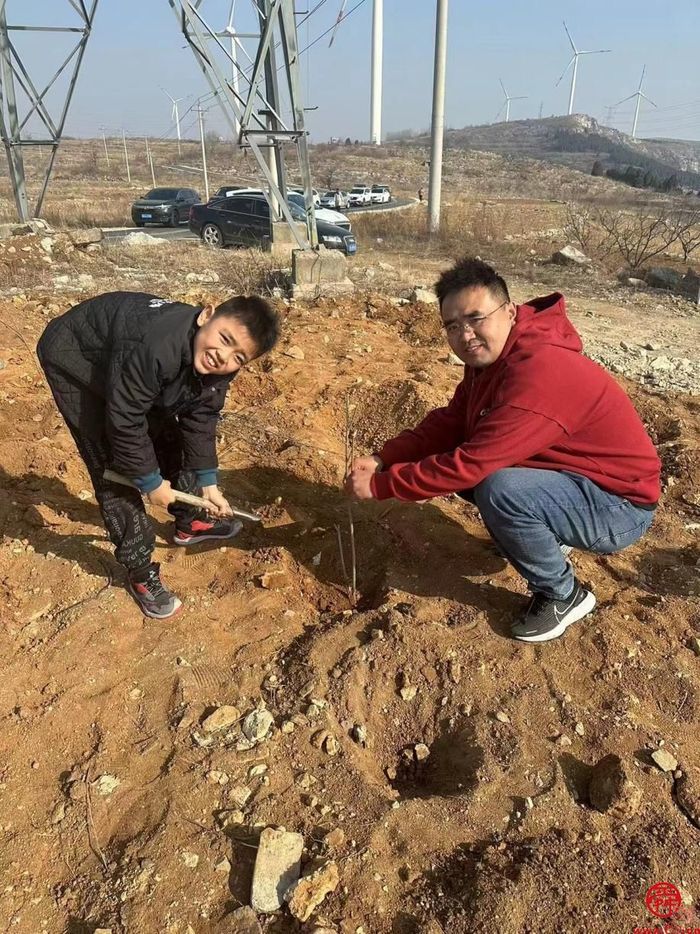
left=37, top=291, right=233, bottom=481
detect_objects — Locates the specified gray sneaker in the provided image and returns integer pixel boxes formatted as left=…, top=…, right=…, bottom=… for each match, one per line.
left=512, top=578, right=596, bottom=643
left=127, top=563, right=182, bottom=619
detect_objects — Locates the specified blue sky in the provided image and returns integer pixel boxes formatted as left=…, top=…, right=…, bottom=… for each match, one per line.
left=11, top=0, right=700, bottom=143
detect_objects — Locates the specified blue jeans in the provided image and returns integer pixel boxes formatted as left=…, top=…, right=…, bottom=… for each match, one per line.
left=471, top=468, right=656, bottom=600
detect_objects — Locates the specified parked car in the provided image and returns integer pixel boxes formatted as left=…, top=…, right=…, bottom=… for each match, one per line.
left=189, top=193, right=357, bottom=255
left=131, top=187, right=200, bottom=227
left=320, top=189, right=348, bottom=209
left=211, top=184, right=247, bottom=200
left=346, top=186, right=372, bottom=206
left=287, top=191, right=351, bottom=230
left=288, top=186, right=321, bottom=206
left=370, top=184, right=391, bottom=204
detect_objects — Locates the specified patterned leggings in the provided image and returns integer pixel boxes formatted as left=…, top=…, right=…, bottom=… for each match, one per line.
left=43, top=365, right=203, bottom=573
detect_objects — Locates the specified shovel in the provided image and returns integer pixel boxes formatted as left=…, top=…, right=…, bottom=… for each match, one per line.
left=103, top=469, right=261, bottom=523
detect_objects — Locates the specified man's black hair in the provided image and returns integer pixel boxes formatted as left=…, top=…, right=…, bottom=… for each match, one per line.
left=212, top=295, right=280, bottom=356
left=434, top=256, right=510, bottom=307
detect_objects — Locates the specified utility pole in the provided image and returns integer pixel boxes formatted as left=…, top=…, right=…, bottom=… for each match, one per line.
left=370, top=0, right=383, bottom=145
left=99, top=125, right=111, bottom=167
left=428, top=0, right=448, bottom=235
left=122, top=129, right=131, bottom=183
left=197, top=104, right=210, bottom=202
left=145, top=137, right=156, bottom=187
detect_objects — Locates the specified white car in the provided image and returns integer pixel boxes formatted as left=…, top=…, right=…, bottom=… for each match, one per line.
left=288, top=186, right=321, bottom=207
left=320, top=190, right=348, bottom=209
left=287, top=192, right=351, bottom=230
left=370, top=185, right=391, bottom=204
left=347, top=186, right=372, bottom=206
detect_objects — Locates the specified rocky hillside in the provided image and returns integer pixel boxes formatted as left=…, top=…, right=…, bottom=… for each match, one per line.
left=409, top=115, right=700, bottom=189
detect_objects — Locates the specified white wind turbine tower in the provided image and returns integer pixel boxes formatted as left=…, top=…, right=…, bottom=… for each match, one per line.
left=217, top=0, right=242, bottom=141
left=496, top=78, right=527, bottom=123
left=615, top=66, right=656, bottom=139
left=162, top=89, right=184, bottom=155
left=556, top=21, right=610, bottom=116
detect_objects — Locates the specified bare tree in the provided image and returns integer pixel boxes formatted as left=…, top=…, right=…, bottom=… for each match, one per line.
left=595, top=206, right=680, bottom=270
left=669, top=209, right=700, bottom=263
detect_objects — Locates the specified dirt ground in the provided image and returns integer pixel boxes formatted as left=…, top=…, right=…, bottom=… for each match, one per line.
left=0, top=224, right=699, bottom=934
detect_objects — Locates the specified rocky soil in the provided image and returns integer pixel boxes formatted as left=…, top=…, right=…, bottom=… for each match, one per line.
left=0, top=226, right=698, bottom=934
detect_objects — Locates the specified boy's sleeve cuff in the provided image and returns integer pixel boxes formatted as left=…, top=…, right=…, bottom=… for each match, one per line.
left=132, top=471, right=163, bottom=494
left=195, top=468, right=218, bottom=488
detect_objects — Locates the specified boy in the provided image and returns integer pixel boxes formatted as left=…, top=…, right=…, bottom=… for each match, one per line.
left=345, top=257, right=660, bottom=643
left=37, top=291, right=280, bottom=619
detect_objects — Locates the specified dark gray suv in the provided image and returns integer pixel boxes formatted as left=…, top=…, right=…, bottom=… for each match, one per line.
left=131, top=187, right=201, bottom=228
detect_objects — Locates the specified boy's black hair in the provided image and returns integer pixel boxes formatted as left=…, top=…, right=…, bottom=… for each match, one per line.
left=434, top=256, right=510, bottom=307
left=212, top=295, right=280, bottom=356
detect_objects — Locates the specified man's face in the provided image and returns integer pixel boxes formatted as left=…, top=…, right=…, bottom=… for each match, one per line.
left=193, top=305, right=259, bottom=376
left=440, top=285, right=516, bottom=369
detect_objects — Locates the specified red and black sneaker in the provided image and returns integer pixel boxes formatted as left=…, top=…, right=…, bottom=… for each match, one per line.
left=173, top=517, right=243, bottom=546
left=127, top=562, right=183, bottom=619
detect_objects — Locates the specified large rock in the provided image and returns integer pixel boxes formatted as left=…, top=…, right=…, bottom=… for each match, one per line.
left=410, top=286, right=438, bottom=304
left=122, top=231, right=167, bottom=248
left=201, top=705, right=240, bottom=734
left=68, top=227, right=103, bottom=247
left=551, top=245, right=591, bottom=267
left=645, top=267, right=684, bottom=291
left=588, top=753, right=641, bottom=816
left=287, top=861, right=340, bottom=922
left=251, top=827, right=304, bottom=913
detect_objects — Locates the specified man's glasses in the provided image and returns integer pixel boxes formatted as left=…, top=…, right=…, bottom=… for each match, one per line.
left=442, top=300, right=508, bottom=338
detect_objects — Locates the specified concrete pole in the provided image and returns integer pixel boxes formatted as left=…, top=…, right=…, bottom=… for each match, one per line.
left=100, top=126, right=110, bottom=167
left=198, top=105, right=209, bottom=202
left=568, top=55, right=578, bottom=115
left=428, top=0, right=448, bottom=235
left=174, top=101, right=182, bottom=155
left=370, top=0, right=383, bottom=145
left=122, top=129, right=131, bottom=182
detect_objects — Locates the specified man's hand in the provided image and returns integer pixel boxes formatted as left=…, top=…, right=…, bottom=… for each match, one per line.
left=201, top=485, right=233, bottom=517
left=146, top=479, right=177, bottom=510
left=344, top=455, right=382, bottom=500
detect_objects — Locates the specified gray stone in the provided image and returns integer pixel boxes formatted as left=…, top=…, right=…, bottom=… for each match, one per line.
left=651, top=748, right=678, bottom=773
left=122, top=231, right=167, bottom=248
left=410, top=286, right=438, bottom=304
left=251, top=827, right=304, bottom=913
left=551, top=245, right=591, bottom=266
left=589, top=753, right=641, bottom=816
left=242, top=707, right=274, bottom=743
left=68, top=227, right=103, bottom=247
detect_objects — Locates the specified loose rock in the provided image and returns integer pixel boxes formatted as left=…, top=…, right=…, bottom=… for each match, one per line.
left=251, top=827, right=304, bottom=913
left=589, top=753, right=641, bottom=816
left=551, top=245, right=591, bottom=266
left=230, top=906, right=263, bottom=934
left=287, top=860, right=340, bottom=922
left=414, top=743, right=430, bottom=761
left=652, top=748, right=678, bottom=773
left=242, top=707, right=274, bottom=743
left=201, top=705, right=240, bottom=733
left=674, top=771, right=700, bottom=827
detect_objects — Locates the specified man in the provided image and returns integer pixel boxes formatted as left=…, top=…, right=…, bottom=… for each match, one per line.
left=345, top=257, right=660, bottom=642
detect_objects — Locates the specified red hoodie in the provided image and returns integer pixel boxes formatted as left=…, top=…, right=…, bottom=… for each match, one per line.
left=371, top=293, right=661, bottom=505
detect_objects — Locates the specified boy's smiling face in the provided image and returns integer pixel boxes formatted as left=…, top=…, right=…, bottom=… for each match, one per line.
left=193, top=305, right=259, bottom=376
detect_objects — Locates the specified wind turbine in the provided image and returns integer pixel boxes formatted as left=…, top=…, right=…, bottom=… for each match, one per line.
left=496, top=78, right=527, bottom=123
left=216, top=0, right=242, bottom=140
left=615, top=66, right=656, bottom=139
left=556, top=21, right=610, bottom=116
left=162, top=88, right=184, bottom=154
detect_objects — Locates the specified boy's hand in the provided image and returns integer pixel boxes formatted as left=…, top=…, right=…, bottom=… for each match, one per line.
left=350, top=455, right=383, bottom=474
left=146, top=479, right=177, bottom=510
left=201, top=485, right=233, bottom=518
